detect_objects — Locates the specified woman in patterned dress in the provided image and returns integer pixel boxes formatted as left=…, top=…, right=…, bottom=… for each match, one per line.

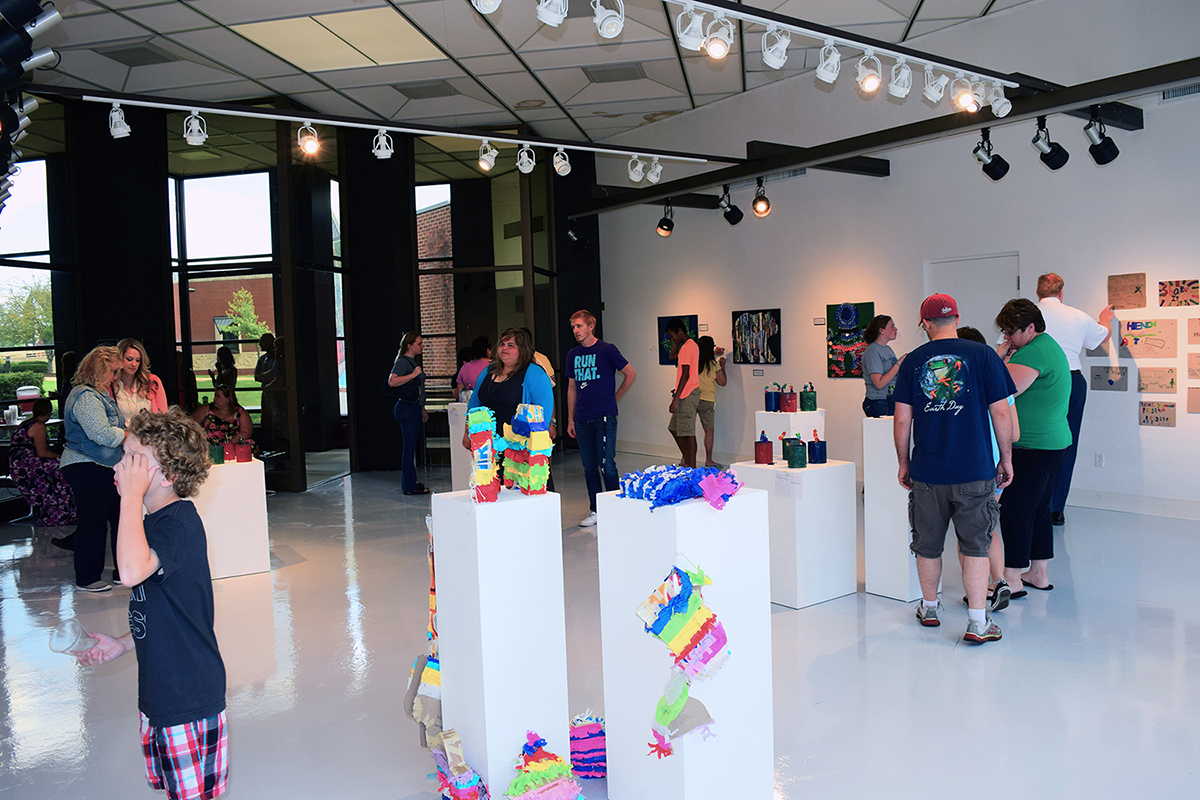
left=8, top=397, right=76, bottom=525
left=191, top=384, right=258, bottom=454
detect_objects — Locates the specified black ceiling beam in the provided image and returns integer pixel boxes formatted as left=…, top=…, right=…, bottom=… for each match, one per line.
left=1008, top=74, right=1144, bottom=131
left=593, top=185, right=720, bottom=209
left=747, top=141, right=890, bottom=177
left=570, top=56, right=1200, bottom=219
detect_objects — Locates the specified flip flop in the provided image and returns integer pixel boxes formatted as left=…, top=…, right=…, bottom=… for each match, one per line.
left=1020, top=575, right=1053, bottom=590
left=1009, top=590, right=1028, bottom=599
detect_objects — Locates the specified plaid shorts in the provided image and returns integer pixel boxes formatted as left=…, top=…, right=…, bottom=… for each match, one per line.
left=141, top=711, right=228, bottom=800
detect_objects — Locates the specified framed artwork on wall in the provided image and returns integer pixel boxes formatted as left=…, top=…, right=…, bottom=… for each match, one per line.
left=657, top=314, right=698, bottom=366
left=731, top=308, right=781, bottom=364
left=827, top=302, right=874, bottom=378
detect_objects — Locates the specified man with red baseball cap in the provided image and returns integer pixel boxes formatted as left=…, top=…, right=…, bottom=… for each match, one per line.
left=892, top=293, right=1017, bottom=643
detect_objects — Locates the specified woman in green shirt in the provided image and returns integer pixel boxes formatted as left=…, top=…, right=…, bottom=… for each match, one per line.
left=995, top=299, right=1071, bottom=597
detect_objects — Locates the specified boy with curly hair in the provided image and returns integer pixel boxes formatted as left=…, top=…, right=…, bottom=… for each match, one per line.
left=79, top=407, right=228, bottom=800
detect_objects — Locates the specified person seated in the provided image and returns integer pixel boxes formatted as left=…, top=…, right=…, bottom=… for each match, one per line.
left=8, top=398, right=77, bottom=526
left=192, top=385, right=259, bottom=455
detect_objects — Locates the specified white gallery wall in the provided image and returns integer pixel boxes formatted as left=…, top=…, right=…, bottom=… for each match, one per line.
left=591, top=0, right=1200, bottom=518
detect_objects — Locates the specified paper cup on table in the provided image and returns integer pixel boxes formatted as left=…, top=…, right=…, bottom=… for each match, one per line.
left=235, top=443, right=252, bottom=462
left=222, top=443, right=236, bottom=462
left=49, top=618, right=98, bottom=656
left=210, top=444, right=225, bottom=464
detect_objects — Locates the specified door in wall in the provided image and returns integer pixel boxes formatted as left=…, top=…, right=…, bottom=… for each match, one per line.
left=924, top=253, right=1020, bottom=340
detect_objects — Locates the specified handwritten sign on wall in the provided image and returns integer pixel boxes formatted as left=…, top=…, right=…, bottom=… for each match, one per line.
left=1138, top=367, right=1176, bottom=393
left=1189, top=318, right=1200, bottom=345
left=1190, top=353, right=1200, bottom=381
left=1090, top=366, right=1128, bottom=391
left=1159, top=279, right=1199, bottom=307
left=1190, top=388, right=1200, bottom=414
left=1139, top=401, right=1176, bottom=427
left=1119, top=319, right=1177, bottom=359
left=1108, top=273, right=1146, bottom=309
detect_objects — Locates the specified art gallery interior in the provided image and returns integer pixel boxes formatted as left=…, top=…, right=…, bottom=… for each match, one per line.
left=1, top=0, right=1198, bottom=797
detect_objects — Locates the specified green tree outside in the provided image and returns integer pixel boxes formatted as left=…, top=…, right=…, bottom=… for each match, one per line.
left=0, top=278, right=52, bottom=348
left=218, top=287, right=269, bottom=341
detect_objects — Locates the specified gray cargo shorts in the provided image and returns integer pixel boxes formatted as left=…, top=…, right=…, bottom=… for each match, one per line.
left=908, top=479, right=999, bottom=559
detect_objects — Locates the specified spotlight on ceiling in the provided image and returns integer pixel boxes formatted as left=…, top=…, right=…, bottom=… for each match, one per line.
left=1084, top=110, right=1119, bottom=165
left=675, top=5, right=705, bottom=51
left=478, top=139, right=498, bottom=171
left=516, top=144, right=535, bottom=174
left=718, top=185, right=743, bottom=225
left=952, top=74, right=981, bottom=112
left=815, top=40, right=840, bottom=84
left=566, top=227, right=589, bottom=250
left=7, top=95, right=35, bottom=136
left=856, top=50, right=882, bottom=94
left=704, top=13, right=734, bottom=60
left=553, top=147, right=571, bottom=176
left=752, top=177, right=771, bottom=218
left=761, top=25, right=790, bottom=70
left=627, top=155, right=645, bottom=182
left=592, top=0, right=624, bottom=39
left=973, top=128, right=1009, bottom=181
left=471, top=0, right=501, bottom=14
left=645, top=157, right=663, bottom=184
left=108, top=102, right=131, bottom=139
left=535, top=0, right=567, bottom=27
left=183, top=110, right=207, bottom=146
left=373, top=129, right=394, bottom=159
left=922, top=65, right=948, bottom=103
left=1031, top=116, right=1069, bottom=170
left=988, top=84, right=1012, bottom=118
left=657, top=200, right=674, bottom=237
left=888, top=57, right=912, bottom=98
left=297, top=121, right=319, bottom=155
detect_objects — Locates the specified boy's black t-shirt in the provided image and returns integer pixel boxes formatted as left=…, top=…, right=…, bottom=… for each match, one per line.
left=130, top=499, right=227, bottom=728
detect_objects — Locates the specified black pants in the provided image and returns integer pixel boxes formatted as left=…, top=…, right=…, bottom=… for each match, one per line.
left=63, top=461, right=119, bottom=586
left=999, top=447, right=1067, bottom=569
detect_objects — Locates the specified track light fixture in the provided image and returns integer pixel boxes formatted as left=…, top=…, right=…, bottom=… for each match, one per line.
left=372, top=129, right=394, bottom=159
left=922, top=65, right=948, bottom=103
left=888, top=58, right=911, bottom=98
left=815, top=39, right=840, bottom=83
left=657, top=200, right=674, bottom=237
left=718, top=185, right=743, bottom=225
left=535, top=0, right=568, bottom=26
left=592, top=0, right=624, bottom=39
left=752, top=177, right=771, bottom=218
left=108, top=102, right=131, bottom=138
left=645, top=157, right=663, bottom=184
left=553, top=147, right=571, bottom=176
left=761, top=25, right=789, bottom=70
left=1031, top=116, right=1068, bottom=170
left=856, top=50, right=881, bottom=94
left=183, top=110, right=207, bottom=146
left=566, top=227, right=589, bottom=250
left=952, top=74, right=981, bottom=112
left=478, top=139, right=498, bottom=171
left=988, top=84, right=1011, bottom=118
left=297, top=121, right=319, bottom=155
left=627, top=155, right=645, bottom=182
left=675, top=5, right=705, bottom=51
left=471, top=0, right=501, bottom=13
left=1084, top=110, right=1119, bottom=165
left=6, top=95, right=34, bottom=137
left=704, top=13, right=734, bottom=60
left=973, top=128, right=1009, bottom=181
left=516, top=144, right=535, bottom=174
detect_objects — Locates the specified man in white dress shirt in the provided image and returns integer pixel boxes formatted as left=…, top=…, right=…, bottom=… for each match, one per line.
left=1036, top=273, right=1115, bottom=525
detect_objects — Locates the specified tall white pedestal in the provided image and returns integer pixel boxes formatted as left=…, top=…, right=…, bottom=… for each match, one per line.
left=447, top=402, right=472, bottom=492
left=431, top=490, right=569, bottom=791
left=191, top=459, right=270, bottom=580
left=754, top=409, right=825, bottom=459
left=731, top=460, right=856, bottom=609
left=596, top=490, right=773, bottom=800
left=862, top=418, right=921, bottom=602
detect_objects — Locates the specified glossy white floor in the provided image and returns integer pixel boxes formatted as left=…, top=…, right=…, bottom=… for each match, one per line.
left=2, top=452, right=1198, bottom=799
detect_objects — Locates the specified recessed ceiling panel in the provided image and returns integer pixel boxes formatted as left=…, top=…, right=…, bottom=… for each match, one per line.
left=123, top=4, right=212, bottom=33
left=169, top=80, right=269, bottom=102
left=53, top=48, right=130, bottom=89
left=413, top=110, right=521, bottom=129
left=58, top=1, right=106, bottom=18
left=640, top=59, right=689, bottom=94
left=390, top=94, right=502, bottom=120
left=537, top=67, right=592, bottom=103
left=317, top=61, right=465, bottom=90
left=170, top=27, right=298, bottom=78
left=622, top=0, right=672, bottom=36
left=318, top=7, right=445, bottom=65
left=40, top=12, right=152, bottom=48
left=400, top=0, right=512, bottom=58
left=260, top=74, right=327, bottom=94
left=529, top=118, right=592, bottom=140
left=183, top=0, right=391, bottom=26
left=521, top=37, right=677, bottom=70
left=569, top=96, right=692, bottom=115
left=568, top=78, right=685, bottom=106
left=125, top=61, right=239, bottom=93
left=917, top=0, right=989, bottom=19
left=232, top=18, right=374, bottom=71
left=474, top=72, right=555, bottom=108
left=342, top=86, right=407, bottom=119
left=459, top=53, right=526, bottom=76
left=290, top=90, right=380, bottom=118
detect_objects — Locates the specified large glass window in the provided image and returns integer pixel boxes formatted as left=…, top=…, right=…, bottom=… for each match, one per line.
left=181, top=173, right=273, bottom=264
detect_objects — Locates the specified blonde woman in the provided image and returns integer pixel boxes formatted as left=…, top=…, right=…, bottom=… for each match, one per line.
left=113, top=338, right=168, bottom=425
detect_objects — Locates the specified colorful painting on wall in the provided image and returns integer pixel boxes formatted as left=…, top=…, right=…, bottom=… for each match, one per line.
left=826, top=302, right=874, bottom=378
left=731, top=308, right=781, bottom=364
left=657, top=315, right=698, bottom=366
left=1159, top=279, right=1199, bottom=307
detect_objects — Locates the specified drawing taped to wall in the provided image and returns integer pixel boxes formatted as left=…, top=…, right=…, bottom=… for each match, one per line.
left=826, top=302, right=873, bottom=378
left=1190, top=387, right=1200, bottom=414
left=1139, top=401, right=1176, bottom=427
left=731, top=309, right=781, bottom=364
left=1159, top=279, right=1199, bottom=307
left=1190, top=353, right=1200, bottom=381
left=1119, top=319, right=1177, bottom=359
left=1189, top=318, right=1200, bottom=344
left=1108, top=273, right=1147, bottom=309
left=1090, top=366, right=1128, bottom=391
left=1138, top=367, right=1177, bottom=393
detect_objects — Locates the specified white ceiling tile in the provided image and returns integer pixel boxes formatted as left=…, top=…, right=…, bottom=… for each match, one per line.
left=836, top=21, right=911, bottom=44
left=102, top=0, right=172, bottom=8
left=53, top=48, right=130, bottom=90
left=259, top=74, right=327, bottom=94
left=512, top=107, right=569, bottom=122
left=182, top=0, right=390, bottom=26
left=527, top=118, right=590, bottom=140
left=400, top=0, right=510, bottom=58
left=916, top=0, right=989, bottom=19
left=317, top=7, right=445, bottom=66
left=692, top=92, right=739, bottom=109
left=289, top=90, right=379, bottom=118
left=622, top=0, right=672, bottom=36
left=521, top=38, right=677, bottom=70
left=906, top=17, right=973, bottom=39
left=445, top=77, right=506, bottom=106
left=57, top=1, right=108, bottom=18
left=394, top=95, right=502, bottom=120
left=772, top=0, right=907, bottom=27
left=318, top=61, right=464, bottom=90
left=232, top=18, right=373, bottom=72
left=567, top=78, right=686, bottom=107
left=569, top=96, right=692, bottom=114
left=169, top=27, right=297, bottom=78
left=746, top=70, right=801, bottom=90
left=474, top=72, right=555, bottom=107
left=341, top=86, right=408, bottom=119
left=640, top=60, right=688, bottom=94
left=411, top=110, right=521, bottom=128
left=683, top=54, right=744, bottom=95
left=480, top=1, right=548, bottom=51
left=43, top=12, right=153, bottom=48
left=169, top=80, right=268, bottom=102
left=986, top=0, right=1035, bottom=10
left=537, top=68, right=592, bottom=104
left=458, top=54, right=526, bottom=76
left=124, top=61, right=238, bottom=92
left=122, top=4, right=212, bottom=33
left=880, top=0, right=921, bottom=16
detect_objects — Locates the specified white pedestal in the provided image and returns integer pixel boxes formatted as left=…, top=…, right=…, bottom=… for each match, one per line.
left=448, top=402, right=472, bottom=492
left=754, top=409, right=825, bottom=459
left=862, top=418, right=921, bottom=602
left=730, top=460, right=857, bottom=609
left=191, top=459, right=270, bottom=580
left=213, top=572, right=276, bottom=688
left=431, top=490, right=570, bottom=791
left=596, top=490, right=773, bottom=800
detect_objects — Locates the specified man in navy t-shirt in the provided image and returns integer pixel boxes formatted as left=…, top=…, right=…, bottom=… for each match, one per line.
left=893, top=293, right=1016, bottom=644
left=566, top=309, right=637, bottom=528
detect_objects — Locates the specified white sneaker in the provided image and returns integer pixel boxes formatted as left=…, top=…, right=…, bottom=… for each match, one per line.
left=579, top=512, right=598, bottom=528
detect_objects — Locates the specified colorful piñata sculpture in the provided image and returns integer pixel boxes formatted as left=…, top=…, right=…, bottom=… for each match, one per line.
left=431, top=729, right=490, bottom=800
left=404, top=654, right=443, bottom=746
left=498, top=404, right=552, bottom=495
left=618, top=465, right=740, bottom=511
left=503, top=731, right=584, bottom=799
left=635, top=564, right=729, bottom=757
left=568, top=710, right=606, bottom=779
left=468, top=407, right=502, bottom=502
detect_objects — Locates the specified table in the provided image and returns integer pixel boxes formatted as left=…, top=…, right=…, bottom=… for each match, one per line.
left=190, top=458, right=270, bottom=580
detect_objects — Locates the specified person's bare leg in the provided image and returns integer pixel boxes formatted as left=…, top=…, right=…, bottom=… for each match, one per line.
left=962, top=555, right=990, bottom=611
left=988, top=533, right=1005, bottom=585
left=1004, top=565, right=1024, bottom=592
left=916, top=555, right=942, bottom=603
left=680, top=436, right=697, bottom=468
left=703, top=426, right=716, bottom=466
left=1022, top=558, right=1051, bottom=588
left=670, top=428, right=687, bottom=464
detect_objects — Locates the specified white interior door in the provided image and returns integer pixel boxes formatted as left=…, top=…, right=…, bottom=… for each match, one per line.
left=924, top=253, right=1021, bottom=340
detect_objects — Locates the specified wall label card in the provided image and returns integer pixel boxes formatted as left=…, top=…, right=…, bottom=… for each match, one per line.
left=1189, top=318, right=1200, bottom=344
left=1190, top=353, right=1200, bottom=381
left=1090, top=366, right=1128, bottom=391
left=1159, top=279, right=1199, bottom=307
left=1138, top=367, right=1176, bottom=393
left=1190, top=387, right=1200, bottom=414
left=1139, top=401, right=1176, bottom=427
left=1119, top=319, right=1177, bottom=359
left=1108, top=273, right=1146, bottom=309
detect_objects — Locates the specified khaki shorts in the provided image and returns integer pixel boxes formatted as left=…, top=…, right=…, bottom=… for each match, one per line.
left=696, top=399, right=715, bottom=431
left=908, top=479, right=998, bottom=559
left=669, top=390, right=701, bottom=437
